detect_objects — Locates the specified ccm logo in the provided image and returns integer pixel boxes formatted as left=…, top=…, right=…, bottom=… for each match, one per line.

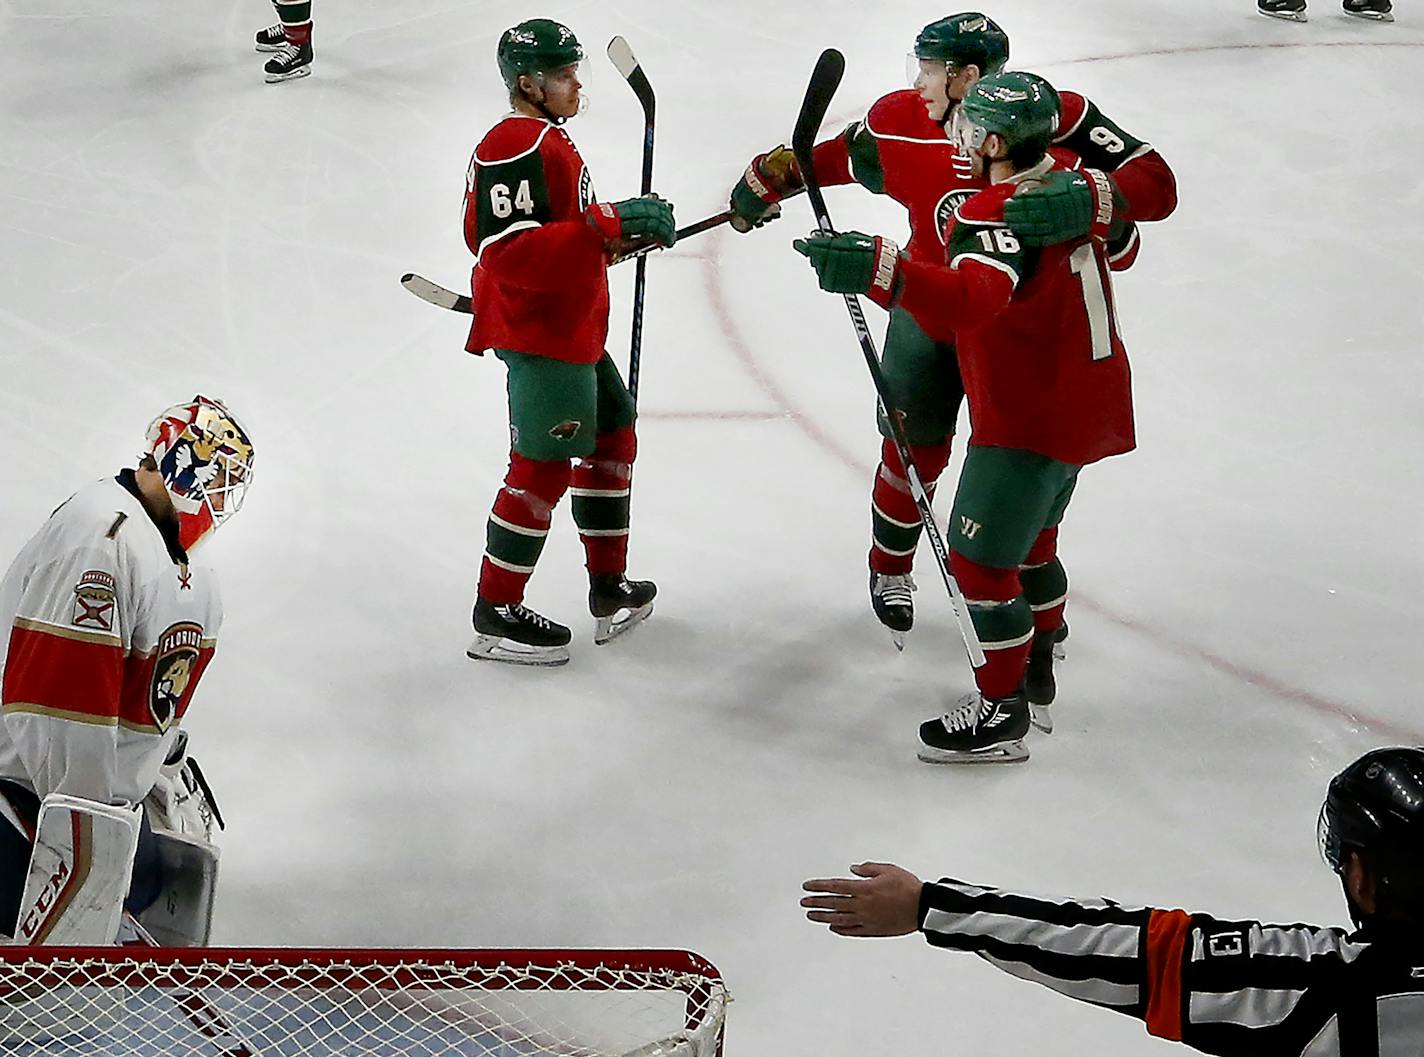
left=18, top=859, right=71, bottom=941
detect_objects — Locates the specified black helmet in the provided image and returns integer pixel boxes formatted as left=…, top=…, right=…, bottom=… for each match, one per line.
left=1315, top=752, right=1424, bottom=888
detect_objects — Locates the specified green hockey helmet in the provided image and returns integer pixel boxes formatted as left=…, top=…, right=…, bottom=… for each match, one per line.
left=951, top=71, right=1060, bottom=159
left=914, top=13, right=1010, bottom=76
left=496, top=18, right=584, bottom=91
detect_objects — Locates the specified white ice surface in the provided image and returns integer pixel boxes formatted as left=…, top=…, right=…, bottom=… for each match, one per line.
left=2, top=1, right=1424, bottom=1054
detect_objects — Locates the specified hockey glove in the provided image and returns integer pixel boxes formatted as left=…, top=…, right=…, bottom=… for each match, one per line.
left=1003, top=169, right=1125, bottom=247
left=586, top=195, right=677, bottom=249
left=793, top=231, right=902, bottom=309
left=730, top=145, right=801, bottom=233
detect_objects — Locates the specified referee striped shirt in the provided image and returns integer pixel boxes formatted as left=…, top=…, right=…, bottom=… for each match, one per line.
left=918, top=878, right=1424, bottom=1055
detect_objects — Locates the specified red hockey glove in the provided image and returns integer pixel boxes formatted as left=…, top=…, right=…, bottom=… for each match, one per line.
left=730, top=145, right=803, bottom=233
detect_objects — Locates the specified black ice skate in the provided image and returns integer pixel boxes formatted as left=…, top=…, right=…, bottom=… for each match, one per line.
left=1024, top=623, right=1069, bottom=734
left=255, top=24, right=287, bottom=52
left=264, top=40, right=313, bottom=83
left=917, top=690, right=1031, bottom=765
left=870, top=569, right=915, bottom=651
left=468, top=598, right=572, bottom=667
left=1258, top=0, right=1307, bottom=20
left=1343, top=0, right=1393, bottom=20
left=589, top=574, right=656, bottom=645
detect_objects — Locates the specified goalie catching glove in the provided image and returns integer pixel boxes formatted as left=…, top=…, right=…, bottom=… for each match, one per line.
left=793, top=231, right=903, bottom=309
left=1002, top=168, right=1127, bottom=247
left=144, top=729, right=224, bottom=843
left=729, top=145, right=801, bottom=233
left=585, top=194, right=677, bottom=253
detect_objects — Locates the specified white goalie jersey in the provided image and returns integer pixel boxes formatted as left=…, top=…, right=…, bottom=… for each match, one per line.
left=0, top=473, right=222, bottom=808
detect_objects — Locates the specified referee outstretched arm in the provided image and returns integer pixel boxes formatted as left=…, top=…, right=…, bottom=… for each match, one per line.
left=803, top=749, right=1424, bottom=1056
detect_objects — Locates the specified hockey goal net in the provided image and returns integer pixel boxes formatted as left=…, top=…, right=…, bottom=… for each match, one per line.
left=0, top=946, right=728, bottom=1057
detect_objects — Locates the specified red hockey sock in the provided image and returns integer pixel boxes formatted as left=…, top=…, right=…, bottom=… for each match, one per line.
left=950, top=551, right=1032, bottom=699
left=572, top=426, right=636, bottom=575
left=869, top=437, right=951, bottom=575
left=478, top=452, right=571, bottom=604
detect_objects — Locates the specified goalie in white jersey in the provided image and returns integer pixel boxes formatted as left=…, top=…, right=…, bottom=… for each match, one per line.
left=0, top=395, right=254, bottom=944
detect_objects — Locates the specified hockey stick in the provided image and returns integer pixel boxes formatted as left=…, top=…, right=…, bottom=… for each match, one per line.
left=124, top=913, right=263, bottom=1057
left=399, top=211, right=735, bottom=317
left=607, top=35, right=655, bottom=403
left=792, top=48, right=985, bottom=668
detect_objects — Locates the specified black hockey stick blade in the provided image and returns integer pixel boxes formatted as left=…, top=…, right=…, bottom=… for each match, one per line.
left=791, top=48, right=845, bottom=233
left=401, top=273, right=471, bottom=314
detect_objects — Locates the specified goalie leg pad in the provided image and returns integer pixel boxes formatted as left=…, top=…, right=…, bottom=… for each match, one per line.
left=16, top=794, right=139, bottom=945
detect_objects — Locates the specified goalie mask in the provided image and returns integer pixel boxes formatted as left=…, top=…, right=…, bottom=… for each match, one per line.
left=144, top=395, right=255, bottom=552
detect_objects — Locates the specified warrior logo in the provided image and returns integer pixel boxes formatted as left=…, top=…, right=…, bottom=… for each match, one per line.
left=578, top=166, right=595, bottom=211
left=935, top=190, right=977, bottom=245
left=72, top=570, right=117, bottom=631
left=150, top=622, right=204, bottom=731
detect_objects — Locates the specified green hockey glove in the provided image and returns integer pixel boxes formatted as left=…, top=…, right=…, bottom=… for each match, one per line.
left=586, top=195, right=677, bottom=248
left=792, top=231, right=902, bottom=308
left=1003, top=169, right=1123, bottom=247
left=730, top=145, right=801, bottom=233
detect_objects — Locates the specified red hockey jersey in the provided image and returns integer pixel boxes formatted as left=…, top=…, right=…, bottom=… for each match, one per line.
left=0, top=474, right=219, bottom=806
left=896, top=156, right=1136, bottom=466
left=810, top=87, right=1178, bottom=267
left=463, top=115, right=609, bottom=364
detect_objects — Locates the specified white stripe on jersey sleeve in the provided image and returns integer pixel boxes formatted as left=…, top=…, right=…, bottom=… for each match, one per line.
left=981, top=954, right=1140, bottom=1008
left=1188, top=987, right=1308, bottom=1029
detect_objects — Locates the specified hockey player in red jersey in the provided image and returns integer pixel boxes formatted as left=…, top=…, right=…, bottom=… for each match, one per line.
left=728, top=13, right=1176, bottom=659
left=0, top=395, right=251, bottom=939
left=463, top=19, right=677, bottom=667
left=795, top=72, right=1139, bottom=764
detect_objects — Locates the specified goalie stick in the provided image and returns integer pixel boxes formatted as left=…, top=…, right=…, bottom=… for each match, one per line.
left=126, top=913, right=264, bottom=1057
left=607, top=34, right=655, bottom=403
left=400, top=210, right=735, bottom=317
left=791, top=48, right=985, bottom=668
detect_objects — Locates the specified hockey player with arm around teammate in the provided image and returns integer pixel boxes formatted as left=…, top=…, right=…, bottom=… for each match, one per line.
left=802, top=747, right=1424, bottom=1057
left=464, top=19, right=676, bottom=667
left=795, top=73, right=1137, bottom=764
left=0, top=396, right=250, bottom=944
left=728, top=12, right=1175, bottom=656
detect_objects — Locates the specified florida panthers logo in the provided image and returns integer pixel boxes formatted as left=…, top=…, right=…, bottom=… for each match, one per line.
left=935, top=190, right=977, bottom=245
left=150, top=622, right=204, bottom=730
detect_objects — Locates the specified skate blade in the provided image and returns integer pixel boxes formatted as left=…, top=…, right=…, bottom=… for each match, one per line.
left=1258, top=9, right=1308, bottom=20
left=1029, top=704, right=1054, bottom=735
left=593, top=602, right=653, bottom=646
left=466, top=635, right=570, bottom=667
left=1344, top=10, right=1393, bottom=19
left=916, top=739, right=1029, bottom=765
left=265, top=66, right=313, bottom=83
left=890, top=629, right=906, bottom=652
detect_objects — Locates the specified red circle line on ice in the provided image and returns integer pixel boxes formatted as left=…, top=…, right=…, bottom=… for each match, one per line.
left=698, top=37, right=1424, bottom=746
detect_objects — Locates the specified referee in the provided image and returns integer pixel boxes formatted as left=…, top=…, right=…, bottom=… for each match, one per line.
left=803, top=747, right=1424, bottom=1054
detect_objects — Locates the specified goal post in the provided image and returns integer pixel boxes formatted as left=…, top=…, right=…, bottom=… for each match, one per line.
left=0, top=946, right=729, bottom=1057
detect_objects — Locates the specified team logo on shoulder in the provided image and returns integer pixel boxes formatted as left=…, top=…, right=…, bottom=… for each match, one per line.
left=578, top=167, right=595, bottom=211
left=549, top=419, right=583, bottom=441
left=150, top=621, right=204, bottom=731
left=935, top=190, right=977, bottom=244
left=71, top=570, right=117, bottom=631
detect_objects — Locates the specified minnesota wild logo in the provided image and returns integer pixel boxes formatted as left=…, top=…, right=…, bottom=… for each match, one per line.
left=935, top=190, right=977, bottom=244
